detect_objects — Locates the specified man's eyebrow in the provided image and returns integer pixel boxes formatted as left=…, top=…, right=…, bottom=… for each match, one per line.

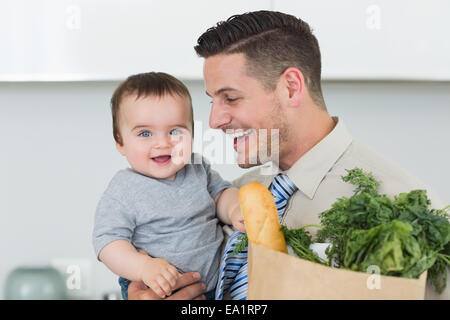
left=206, top=87, right=239, bottom=97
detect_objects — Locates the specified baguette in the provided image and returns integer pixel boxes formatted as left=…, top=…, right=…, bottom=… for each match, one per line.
left=239, top=182, right=288, bottom=253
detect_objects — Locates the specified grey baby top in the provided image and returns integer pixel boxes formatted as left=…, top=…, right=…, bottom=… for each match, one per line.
left=93, top=153, right=233, bottom=291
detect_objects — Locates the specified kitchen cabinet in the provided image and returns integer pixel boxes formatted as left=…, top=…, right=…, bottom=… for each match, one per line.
left=0, top=0, right=271, bottom=81
left=4, top=0, right=447, bottom=81
left=273, top=0, right=450, bottom=80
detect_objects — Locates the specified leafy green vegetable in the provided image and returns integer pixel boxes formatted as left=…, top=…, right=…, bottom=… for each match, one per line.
left=281, top=225, right=327, bottom=265
left=342, top=167, right=379, bottom=194
left=298, top=168, right=449, bottom=293
left=343, top=220, right=436, bottom=279
left=233, top=167, right=449, bottom=294
left=395, top=191, right=450, bottom=251
left=316, top=168, right=398, bottom=266
left=232, top=234, right=248, bottom=255
left=428, top=243, right=450, bottom=293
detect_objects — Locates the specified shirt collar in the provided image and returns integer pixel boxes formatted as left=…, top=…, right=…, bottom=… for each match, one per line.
left=276, top=116, right=353, bottom=199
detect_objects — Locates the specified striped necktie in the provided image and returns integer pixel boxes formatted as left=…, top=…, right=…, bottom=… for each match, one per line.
left=215, top=173, right=298, bottom=300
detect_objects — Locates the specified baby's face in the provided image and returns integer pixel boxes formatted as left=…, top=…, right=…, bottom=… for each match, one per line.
left=116, top=93, right=193, bottom=180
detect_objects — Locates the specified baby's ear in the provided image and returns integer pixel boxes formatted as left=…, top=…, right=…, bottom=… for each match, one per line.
left=115, top=141, right=125, bottom=156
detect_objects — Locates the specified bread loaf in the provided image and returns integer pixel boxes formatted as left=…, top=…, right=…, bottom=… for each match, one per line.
left=239, top=182, right=287, bottom=253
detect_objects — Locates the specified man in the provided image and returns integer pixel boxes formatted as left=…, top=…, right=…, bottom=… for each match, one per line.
left=125, top=10, right=448, bottom=300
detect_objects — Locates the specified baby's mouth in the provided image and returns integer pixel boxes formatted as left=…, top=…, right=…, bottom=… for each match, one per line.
left=151, top=155, right=172, bottom=165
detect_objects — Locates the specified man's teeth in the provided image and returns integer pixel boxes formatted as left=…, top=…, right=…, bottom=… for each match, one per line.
left=231, top=129, right=253, bottom=139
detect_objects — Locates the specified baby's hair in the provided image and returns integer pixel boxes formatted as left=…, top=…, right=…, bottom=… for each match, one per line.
left=111, top=72, right=193, bottom=145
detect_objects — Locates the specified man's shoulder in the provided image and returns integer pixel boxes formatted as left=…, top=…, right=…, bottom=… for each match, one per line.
left=340, top=140, right=444, bottom=208
left=344, top=140, right=422, bottom=190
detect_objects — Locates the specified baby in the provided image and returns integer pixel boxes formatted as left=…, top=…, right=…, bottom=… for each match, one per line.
left=92, top=72, right=245, bottom=300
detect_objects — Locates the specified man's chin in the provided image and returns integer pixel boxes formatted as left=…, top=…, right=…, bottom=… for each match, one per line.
left=236, top=157, right=262, bottom=169
left=237, top=162, right=255, bottom=169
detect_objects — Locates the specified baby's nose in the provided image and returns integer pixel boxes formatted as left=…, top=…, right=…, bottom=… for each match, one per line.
left=154, top=135, right=172, bottom=149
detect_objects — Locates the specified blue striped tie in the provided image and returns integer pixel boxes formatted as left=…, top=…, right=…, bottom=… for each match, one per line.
left=215, top=173, right=298, bottom=300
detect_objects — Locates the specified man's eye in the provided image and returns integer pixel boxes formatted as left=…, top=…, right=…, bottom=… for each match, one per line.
left=170, top=129, right=182, bottom=135
left=226, top=97, right=238, bottom=104
left=139, top=131, right=151, bottom=137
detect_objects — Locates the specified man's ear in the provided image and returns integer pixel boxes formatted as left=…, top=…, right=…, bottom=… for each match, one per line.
left=280, top=67, right=304, bottom=108
left=115, top=141, right=125, bottom=156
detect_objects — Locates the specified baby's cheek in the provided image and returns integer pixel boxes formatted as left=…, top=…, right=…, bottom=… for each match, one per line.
left=171, top=136, right=192, bottom=165
left=130, top=146, right=151, bottom=165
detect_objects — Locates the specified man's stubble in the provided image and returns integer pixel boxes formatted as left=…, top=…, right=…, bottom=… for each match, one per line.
left=239, top=98, right=289, bottom=169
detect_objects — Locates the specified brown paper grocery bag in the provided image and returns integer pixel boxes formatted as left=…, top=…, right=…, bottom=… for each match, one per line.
left=247, top=241, right=427, bottom=300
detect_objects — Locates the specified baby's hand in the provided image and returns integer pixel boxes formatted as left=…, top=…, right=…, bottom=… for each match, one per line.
left=141, top=257, right=180, bottom=298
left=231, top=206, right=246, bottom=233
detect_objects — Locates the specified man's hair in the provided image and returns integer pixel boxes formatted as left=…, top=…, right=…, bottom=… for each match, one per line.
left=111, top=72, right=193, bottom=145
left=194, top=10, right=325, bottom=108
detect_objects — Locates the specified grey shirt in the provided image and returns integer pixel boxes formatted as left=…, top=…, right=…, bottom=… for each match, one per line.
left=93, top=153, right=233, bottom=291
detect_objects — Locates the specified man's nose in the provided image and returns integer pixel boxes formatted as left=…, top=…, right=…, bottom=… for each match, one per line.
left=209, top=103, right=232, bottom=129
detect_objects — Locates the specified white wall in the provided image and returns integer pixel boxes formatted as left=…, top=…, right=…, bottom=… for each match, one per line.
left=1, top=80, right=449, bottom=299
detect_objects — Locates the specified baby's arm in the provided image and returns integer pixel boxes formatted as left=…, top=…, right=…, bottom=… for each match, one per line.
left=215, top=187, right=246, bottom=233
left=99, top=240, right=179, bottom=298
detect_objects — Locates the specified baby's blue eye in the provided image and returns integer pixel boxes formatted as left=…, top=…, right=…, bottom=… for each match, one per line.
left=139, top=131, right=151, bottom=137
left=170, top=129, right=182, bottom=135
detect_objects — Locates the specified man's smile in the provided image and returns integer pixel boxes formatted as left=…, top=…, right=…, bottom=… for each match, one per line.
left=225, top=129, right=255, bottom=152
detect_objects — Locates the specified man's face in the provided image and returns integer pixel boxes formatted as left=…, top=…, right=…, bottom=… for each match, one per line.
left=204, top=53, right=288, bottom=168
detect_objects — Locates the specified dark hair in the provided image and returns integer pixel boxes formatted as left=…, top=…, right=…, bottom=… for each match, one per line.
left=195, top=10, right=325, bottom=107
left=111, top=72, right=193, bottom=145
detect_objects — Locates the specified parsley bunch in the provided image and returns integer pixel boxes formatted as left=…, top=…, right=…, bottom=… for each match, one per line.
left=281, top=225, right=326, bottom=265
left=314, top=168, right=450, bottom=293
left=233, top=168, right=450, bottom=293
